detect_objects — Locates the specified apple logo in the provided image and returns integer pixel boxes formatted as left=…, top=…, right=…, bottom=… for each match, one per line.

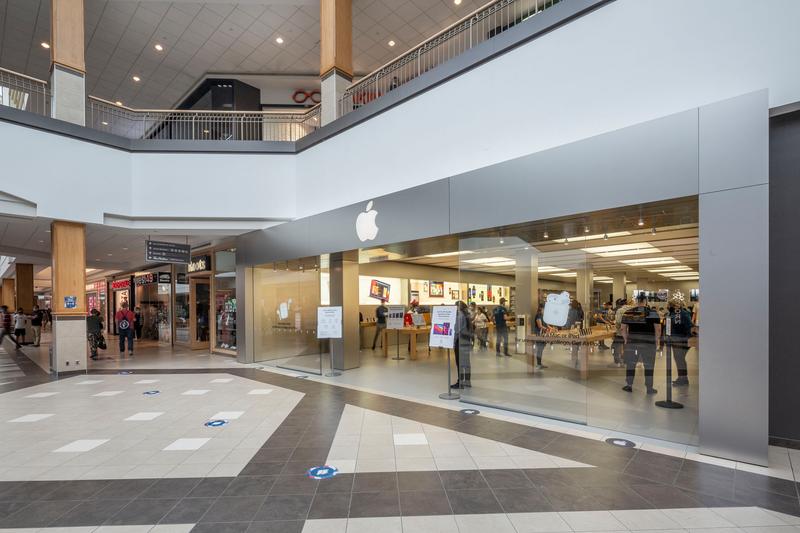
left=356, top=200, right=379, bottom=242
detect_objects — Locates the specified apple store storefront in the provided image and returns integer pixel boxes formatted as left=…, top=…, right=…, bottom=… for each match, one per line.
left=235, top=94, right=770, bottom=465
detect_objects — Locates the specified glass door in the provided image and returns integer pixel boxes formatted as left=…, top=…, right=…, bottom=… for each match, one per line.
left=190, top=278, right=211, bottom=350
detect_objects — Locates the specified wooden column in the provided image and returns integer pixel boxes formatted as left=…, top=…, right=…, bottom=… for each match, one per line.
left=50, top=0, right=86, bottom=125
left=1, top=278, right=15, bottom=309
left=51, top=221, right=86, bottom=316
left=15, top=264, right=34, bottom=313
left=320, top=0, right=352, bottom=125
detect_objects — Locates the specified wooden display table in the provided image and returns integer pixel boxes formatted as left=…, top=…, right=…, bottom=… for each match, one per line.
left=382, top=327, right=431, bottom=360
left=525, top=327, right=616, bottom=379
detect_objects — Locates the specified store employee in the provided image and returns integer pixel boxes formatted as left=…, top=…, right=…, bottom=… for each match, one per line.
left=371, top=299, right=388, bottom=351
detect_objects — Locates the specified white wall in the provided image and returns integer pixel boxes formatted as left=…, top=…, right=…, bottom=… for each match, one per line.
left=294, top=0, right=800, bottom=217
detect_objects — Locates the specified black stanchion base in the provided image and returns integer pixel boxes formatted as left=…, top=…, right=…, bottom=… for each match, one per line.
left=439, top=391, right=461, bottom=400
left=325, top=371, right=342, bottom=377
left=655, top=400, right=684, bottom=409
left=391, top=356, right=406, bottom=361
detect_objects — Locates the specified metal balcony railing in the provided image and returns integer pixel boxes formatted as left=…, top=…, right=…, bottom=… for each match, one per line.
left=339, top=0, right=560, bottom=116
left=0, top=67, right=50, bottom=117
left=87, top=97, right=320, bottom=142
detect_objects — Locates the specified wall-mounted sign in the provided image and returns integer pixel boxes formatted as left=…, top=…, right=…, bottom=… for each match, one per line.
left=146, top=240, right=191, bottom=264
left=63, top=295, right=77, bottom=309
left=134, top=272, right=156, bottom=286
left=188, top=255, right=211, bottom=273
left=158, top=272, right=171, bottom=284
left=111, top=279, right=131, bottom=291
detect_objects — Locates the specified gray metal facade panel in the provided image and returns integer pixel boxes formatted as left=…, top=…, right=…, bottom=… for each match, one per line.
left=448, top=109, right=700, bottom=234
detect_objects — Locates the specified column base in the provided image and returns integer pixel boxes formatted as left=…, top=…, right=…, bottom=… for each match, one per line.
left=52, top=315, right=87, bottom=374
left=321, top=68, right=352, bottom=126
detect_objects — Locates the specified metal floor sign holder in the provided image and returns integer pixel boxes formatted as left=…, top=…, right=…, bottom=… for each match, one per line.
left=392, top=329, right=405, bottom=361
left=439, top=348, right=460, bottom=400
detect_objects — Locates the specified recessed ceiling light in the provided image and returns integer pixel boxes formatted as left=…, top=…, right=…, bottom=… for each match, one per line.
left=538, top=266, right=567, bottom=273
left=551, top=231, right=630, bottom=244
left=107, top=253, right=113, bottom=257
left=203, top=129, right=209, bottom=134
left=388, top=40, right=396, bottom=47
left=154, top=43, right=164, bottom=52
left=424, top=251, right=473, bottom=258
left=115, top=101, right=123, bottom=106
left=41, top=42, right=50, bottom=49
left=38, top=240, right=44, bottom=243
left=553, top=272, right=578, bottom=278
left=648, top=266, right=691, bottom=273
left=132, top=75, right=141, bottom=82
left=275, top=36, right=284, bottom=44
left=581, top=242, right=660, bottom=258
left=620, top=257, right=679, bottom=266
left=454, top=0, right=462, bottom=4
left=101, top=121, right=108, bottom=126
left=122, top=247, right=128, bottom=251
left=463, top=256, right=515, bottom=267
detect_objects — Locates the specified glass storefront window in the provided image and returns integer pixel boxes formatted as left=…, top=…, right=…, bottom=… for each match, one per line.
left=175, top=265, right=190, bottom=344
left=214, top=249, right=237, bottom=352
left=134, top=271, right=172, bottom=343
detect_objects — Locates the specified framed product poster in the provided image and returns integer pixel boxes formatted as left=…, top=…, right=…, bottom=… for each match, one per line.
left=429, top=306, right=456, bottom=349
left=451, top=290, right=460, bottom=300
left=369, top=279, right=391, bottom=301
left=429, top=281, right=444, bottom=298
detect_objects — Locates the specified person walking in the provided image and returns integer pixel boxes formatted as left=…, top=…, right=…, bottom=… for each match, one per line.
left=371, top=299, right=388, bottom=351
left=533, top=303, right=549, bottom=370
left=0, top=305, right=22, bottom=349
left=30, top=305, right=43, bottom=347
left=13, top=308, right=27, bottom=345
left=493, top=297, right=510, bottom=357
left=133, top=306, right=143, bottom=340
left=620, top=293, right=661, bottom=394
left=473, top=306, right=489, bottom=350
left=666, top=297, right=693, bottom=385
left=115, top=301, right=136, bottom=358
left=86, top=309, right=104, bottom=360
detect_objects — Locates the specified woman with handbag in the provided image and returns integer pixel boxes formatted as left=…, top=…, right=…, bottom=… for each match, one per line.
left=86, top=309, right=105, bottom=360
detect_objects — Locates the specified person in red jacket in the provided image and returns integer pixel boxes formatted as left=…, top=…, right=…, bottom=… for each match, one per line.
left=115, top=301, right=136, bottom=357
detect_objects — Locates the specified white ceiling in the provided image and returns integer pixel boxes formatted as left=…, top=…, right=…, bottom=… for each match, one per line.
left=0, top=0, right=485, bottom=108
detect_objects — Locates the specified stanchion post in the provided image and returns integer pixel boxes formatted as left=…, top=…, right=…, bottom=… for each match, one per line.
left=325, top=339, right=341, bottom=377
left=656, top=316, right=683, bottom=409
left=392, top=329, right=405, bottom=361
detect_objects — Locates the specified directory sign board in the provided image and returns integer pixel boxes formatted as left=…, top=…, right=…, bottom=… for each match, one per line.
left=317, top=306, right=343, bottom=339
left=386, top=305, right=405, bottom=330
left=429, top=306, right=457, bottom=349
left=146, top=240, right=191, bottom=264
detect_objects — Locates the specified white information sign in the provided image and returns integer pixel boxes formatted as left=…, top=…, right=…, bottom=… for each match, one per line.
left=386, top=305, right=405, bottom=330
left=317, top=306, right=343, bottom=339
left=429, top=306, right=457, bottom=349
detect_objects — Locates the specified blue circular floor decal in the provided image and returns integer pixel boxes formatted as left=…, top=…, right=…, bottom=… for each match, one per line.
left=605, top=437, right=637, bottom=448
left=460, top=409, right=480, bottom=415
left=142, top=390, right=160, bottom=396
left=307, top=465, right=338, bottom=480
left=205, top=419, right=228, bottom=428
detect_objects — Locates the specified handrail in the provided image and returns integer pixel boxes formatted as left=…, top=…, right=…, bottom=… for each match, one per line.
left=339, top=0, right=559, bottom=116
left=0, top=66, right=48, bottom=85
left=88, top=96, right=318, bottom=118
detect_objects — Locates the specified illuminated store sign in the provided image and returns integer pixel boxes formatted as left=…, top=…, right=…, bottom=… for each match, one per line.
left=111, top=279, right=131, bottom=291
left=188, top=255, right=211, bottom=273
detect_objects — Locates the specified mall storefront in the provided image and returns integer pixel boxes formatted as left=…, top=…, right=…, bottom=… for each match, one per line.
left=235, top=92, right=769, bottom=465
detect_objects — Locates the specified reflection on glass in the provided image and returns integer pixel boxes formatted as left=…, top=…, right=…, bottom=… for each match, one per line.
left=195, top=281, right=210, bottom=342
left=175, top=267, right=189, bottom=343
left=215, top=249, right=237, bottom=351
left=253, top=262, right=322, bottom=374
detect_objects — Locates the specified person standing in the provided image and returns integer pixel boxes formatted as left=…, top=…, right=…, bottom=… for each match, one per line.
left=13, top=308, right=27, bottom=345
left=666, top=298, right=693, bottom=385
left=453, top=301, right=473, bottom=388
left=610, top=298, right=632, bottom=368
left=493, top=297, right=510, bottom=357
left=30, top=305, right=43, bottom=347
left=86, top=309, right=104, bottom=360
left=0, top=305, right=21, bottom=349
left=533, top=303, right=549, bottom=370
left=371, top=299, right=388, bottom=351
left=473, top=306, right=489, bottom=350
left=620, top=293, right=661, bottom=394
left=115, top=301, right=136, bottom=358
left=134, top=306, right=143, bottom=340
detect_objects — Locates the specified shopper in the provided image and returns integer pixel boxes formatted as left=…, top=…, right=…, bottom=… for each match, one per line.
left=43, top=308, right=51, bottom=331
left=30, top=304, right=43, bottom=347
left=453, top=301, right=473, bottom=388
left=692, top=297, right=700, bottom=336
left=371, top=298, right=388, bottom=351
left=533, top=303, right=549, bottom=370
left=0, top=305, right=21, bottom=349
left=620, top=293, right=661, bottom=394
left=13, top=308, right=27, bottom=345
left=86, top=309, right=104, bottom=360
left=610, top=298, right=632, bottom=368
left=133, top=306, right=143, bottom=340
left=473, top=306, right=489, bottom=350
left=468, top=302, right=478, bottom=347
left=493, top=297, right=510, bottom=357
left=115, top=301, right=136, bottom=358
left=666, top=297, right=693, bottom=385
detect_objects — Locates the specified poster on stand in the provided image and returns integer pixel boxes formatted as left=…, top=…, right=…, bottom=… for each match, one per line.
left=429, top=306, right=457, bottom=349
left=317, top=306, right=343, bottom=339
left=386, top=305, right=405, bottom=330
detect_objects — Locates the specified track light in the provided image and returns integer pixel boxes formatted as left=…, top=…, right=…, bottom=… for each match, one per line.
left=651, top=227, right=657, bottom=235
left=563, top=238, right=569, bottom=246
left=638, top=217, right=645, bottom=227
left=603, top=233, right=608, bottom=240
left=584, top=226, right=590, bottom=233
left=543, top=230, right=549, bottom=239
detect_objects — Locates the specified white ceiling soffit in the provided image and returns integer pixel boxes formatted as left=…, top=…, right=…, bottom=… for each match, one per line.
left=0, top=0, right=486, bottom=109
left=0, top=191, right=37, bottom=218
left=102, top=213, right=288, bottom=232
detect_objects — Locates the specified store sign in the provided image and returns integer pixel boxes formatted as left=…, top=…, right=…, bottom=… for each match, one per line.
left=63, top=295, right=77, bottom=309
left=429, top=306, right=457, bottom=349
left=158, top=272, right=171, bottom=284
left=188, top=255, right=211, bottom=273
left=134, top=273, right=156, bottom=286
left=111, top=279, right=131, bottom=291
left=386, top=305, right=405, bottom=330
left=317, top=306, right=343, bottom=339
left=146, top=240, right=191, bottom=264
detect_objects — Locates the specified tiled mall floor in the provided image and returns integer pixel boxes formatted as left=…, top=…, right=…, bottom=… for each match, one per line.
left=0, top=342, right=797, bottom=532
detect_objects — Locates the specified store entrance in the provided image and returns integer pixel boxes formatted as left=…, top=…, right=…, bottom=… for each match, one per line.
left=190, top=277, right=211, bottom=350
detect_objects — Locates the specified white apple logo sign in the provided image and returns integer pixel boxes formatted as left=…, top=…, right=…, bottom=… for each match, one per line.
left=356, top=200, right=379, bottom=242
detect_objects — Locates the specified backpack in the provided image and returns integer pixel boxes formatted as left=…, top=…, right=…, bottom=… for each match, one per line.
left=118, top=311, right=132, bottom=331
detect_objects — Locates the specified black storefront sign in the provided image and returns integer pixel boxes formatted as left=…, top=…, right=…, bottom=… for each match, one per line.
left=188, top=255, right=211, bottom=273
left=158, top=272, right=171, bottom=284
left=146, top=240, right=191, bottom=264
